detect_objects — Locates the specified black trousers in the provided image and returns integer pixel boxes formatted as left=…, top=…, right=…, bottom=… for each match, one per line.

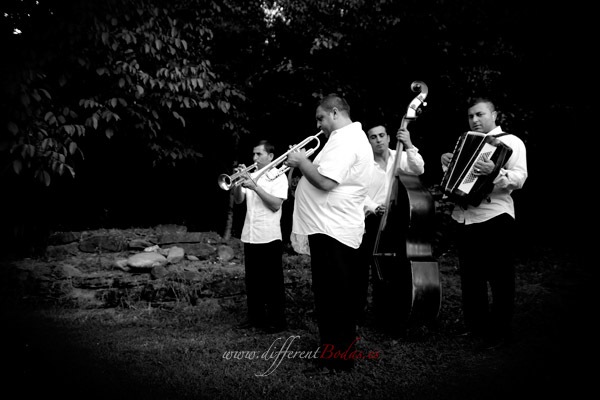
left=357, top=214, right=381, bottom=322
left=243, top=240, right=286, bottom=327
left=456, top=213, right=515, bottom=340
left=308, top=234, right=360, bottom=370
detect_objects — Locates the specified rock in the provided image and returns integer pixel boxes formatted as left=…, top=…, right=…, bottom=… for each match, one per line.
left=28, top=264, right=54, bottom=280
left=177, top=243, right=216, bottom=259
left=167, top=246, right=185, bottom=264
left=167, top=270, right=202, bottom=283
left=166, top=264, right=184, bottom=273
left=113, top=258, right=130, bottom=271
left=52, top=263, right=83, bottom=278
left=79, top=234, right=126, bottom=253
left=45, top=243, right=80, bottom=260
left=47, top=231, right=81, bottom=245
left=151, top=264, right=169, bottom=279
left=217, top=245, right=235, bottom=262
left=3, top=228, right=249, bottom=308
left=127, top=252, right=168, bottom=269
left=202, top=231, right=223, bottom=244
left=154, top=224, right=187, bottom=234
left=71, top=271, right=116, bottom=289
left=129, top=238, right=155, bottom=250
left=112, top=274, right=151, bottom=288
left=157, top=232, right=204, bottom=245
left=68, top=288, right=104, bottom=308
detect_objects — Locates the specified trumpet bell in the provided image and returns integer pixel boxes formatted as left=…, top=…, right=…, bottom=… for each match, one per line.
left=217, top=162, right=258, bottom=190
left=217, top=174, right=233, bottom=190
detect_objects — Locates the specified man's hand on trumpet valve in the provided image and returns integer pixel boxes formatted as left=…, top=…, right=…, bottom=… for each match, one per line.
left=284, top=148, right=307, bottom=168
left=234, top=166, right=255, bottom=189
left=240, top=177, right=257, bottom=190
left=228, top=164, right=254, bottom=190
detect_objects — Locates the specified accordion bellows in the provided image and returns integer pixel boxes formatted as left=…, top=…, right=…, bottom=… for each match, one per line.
left=440, top=131, right=513, bottom=207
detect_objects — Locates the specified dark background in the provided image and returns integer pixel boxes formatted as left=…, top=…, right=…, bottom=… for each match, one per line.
left=0, top=0, right=593, bottom=257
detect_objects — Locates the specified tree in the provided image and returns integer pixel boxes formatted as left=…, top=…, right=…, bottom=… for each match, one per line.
left=1, top=0, right=256, bottom=187
left=1, top=0, right=590, bottom=244
left=0, top=0, right=273, bottom=246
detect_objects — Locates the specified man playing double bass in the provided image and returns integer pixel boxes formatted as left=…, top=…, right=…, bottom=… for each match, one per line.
left=357, top=124, right=425, bottom=326
left=441, top=97, right=527, bottom=349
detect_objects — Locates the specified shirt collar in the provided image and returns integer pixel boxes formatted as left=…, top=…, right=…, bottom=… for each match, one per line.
left=485, top=126, right=503, bottom=136
left=330, top=121, right=362, bottom=138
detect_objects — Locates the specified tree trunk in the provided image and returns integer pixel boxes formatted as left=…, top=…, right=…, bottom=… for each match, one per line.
left=222, top=189, right=235, bottom=240
left=222, top=133, right=240, bottom=240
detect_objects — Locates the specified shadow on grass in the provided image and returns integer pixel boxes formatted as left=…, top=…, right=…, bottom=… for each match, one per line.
left=0, top=243, right=594, bottom=400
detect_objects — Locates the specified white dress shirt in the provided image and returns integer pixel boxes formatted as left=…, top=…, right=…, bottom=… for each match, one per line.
left=292, top=122, right=374, bottom=249
left=240, top=168, right=288, bottom=243
left=450, top=126, right=528, bottom=224
left=364, top=147, right=425, bottom=215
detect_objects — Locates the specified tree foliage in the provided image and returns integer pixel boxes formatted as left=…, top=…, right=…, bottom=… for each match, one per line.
left=1, top=0, right=263, bottom=186
left=237, top=0, right=539, bottom=156
left=0, top=0, right=589, bottom=236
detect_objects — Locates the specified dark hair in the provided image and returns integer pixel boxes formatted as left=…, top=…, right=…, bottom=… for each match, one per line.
left=319, top=93, right=351, bottom=117
left=367, top=125, right=389, bottom=136
left=257, top=140, right=275, bottom=156
left=469, top=96, right=496, bottom=112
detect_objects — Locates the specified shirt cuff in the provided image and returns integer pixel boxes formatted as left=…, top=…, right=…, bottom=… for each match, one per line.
left=364, top=199, right=377, bottom=214
left=493, top=168, right=509, bottom=186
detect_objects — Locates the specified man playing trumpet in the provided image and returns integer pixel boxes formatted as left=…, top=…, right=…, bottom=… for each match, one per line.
left=233, top=140, right=289, bottom=333
left=285, top=94, right=374, bottom=373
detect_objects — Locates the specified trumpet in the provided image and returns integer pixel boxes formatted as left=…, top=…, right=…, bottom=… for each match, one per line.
left=217, top=162, right=258, bottom=191
left=217, top=130, right=324, bottom=190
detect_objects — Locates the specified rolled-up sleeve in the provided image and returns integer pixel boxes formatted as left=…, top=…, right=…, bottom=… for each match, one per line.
left=403, top=147, right=425, bottom=175
left=493, top=136, right=527, bottom=190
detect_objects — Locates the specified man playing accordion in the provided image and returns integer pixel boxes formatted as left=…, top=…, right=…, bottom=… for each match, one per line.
left=441, top=97, right=527, bottom=350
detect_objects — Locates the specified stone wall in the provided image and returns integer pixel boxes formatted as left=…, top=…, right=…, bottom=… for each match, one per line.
left=2, top=225, right=247, bottom=309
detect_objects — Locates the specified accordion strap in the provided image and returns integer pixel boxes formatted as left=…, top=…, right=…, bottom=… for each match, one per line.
left=489, top=132, right=512, bottom=168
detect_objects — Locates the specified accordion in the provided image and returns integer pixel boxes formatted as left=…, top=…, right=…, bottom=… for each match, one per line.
left=440, top=131, right=513, bottom=207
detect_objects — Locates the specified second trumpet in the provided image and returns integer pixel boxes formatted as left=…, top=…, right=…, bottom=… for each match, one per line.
left=217, top=162, right=258, bottom=191
left=217, top=130, right=324, bottom=190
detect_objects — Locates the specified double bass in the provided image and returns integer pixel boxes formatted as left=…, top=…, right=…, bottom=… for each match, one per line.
left=372, top=81, right=441, bottom=329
